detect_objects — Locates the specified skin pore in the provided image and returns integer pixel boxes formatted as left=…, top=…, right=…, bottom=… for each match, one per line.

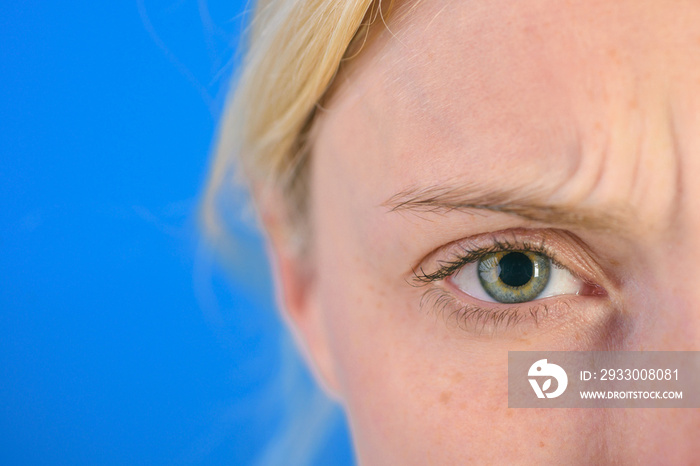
left=268, top=0, right=700, bottom=463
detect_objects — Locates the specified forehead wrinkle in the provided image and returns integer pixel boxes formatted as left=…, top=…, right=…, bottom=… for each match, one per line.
left=382, top=182, right=634, bottom=233
left=314, top=0, right=697, bottom=241
left=667, top=101, right=685, bottom=228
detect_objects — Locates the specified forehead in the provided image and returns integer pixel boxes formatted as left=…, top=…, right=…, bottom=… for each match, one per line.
left=314, top=0, right=700, bottom=200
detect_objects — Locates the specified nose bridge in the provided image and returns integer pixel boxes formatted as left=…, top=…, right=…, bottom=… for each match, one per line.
left=656, top=114, right=700, bottom=349
left=620, top=87, right=700, bottom=350
left=628, top=228, right=700, bottom=351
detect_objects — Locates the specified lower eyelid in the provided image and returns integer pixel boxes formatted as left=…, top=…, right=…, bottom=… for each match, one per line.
left=419, top=286, right=571, bottom=334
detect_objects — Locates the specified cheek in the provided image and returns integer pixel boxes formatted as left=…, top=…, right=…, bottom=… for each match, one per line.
left=314, top=259, right=612, bottom=462
left=313, top=255, right=478, bottom=459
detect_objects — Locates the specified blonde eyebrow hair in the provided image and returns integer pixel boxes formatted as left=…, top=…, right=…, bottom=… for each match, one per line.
left=382, top=183, right=633, bottom=232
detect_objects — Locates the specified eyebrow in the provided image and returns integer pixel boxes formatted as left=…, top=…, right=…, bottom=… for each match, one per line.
left=381, top=183, right=632, bottom=231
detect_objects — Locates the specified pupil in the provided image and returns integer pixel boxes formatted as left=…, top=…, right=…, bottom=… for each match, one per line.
left=498, top=252, right=533, bottom=287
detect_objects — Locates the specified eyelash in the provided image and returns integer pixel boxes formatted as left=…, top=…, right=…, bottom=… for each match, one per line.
left=419, top=287, right=572, bottom=334
left=412, top=237, right=561, bottom=284
left=411, top=234, right=590, bottom=333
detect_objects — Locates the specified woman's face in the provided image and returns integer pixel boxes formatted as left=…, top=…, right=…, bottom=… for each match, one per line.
left=284, top=0, right=700, bottom=462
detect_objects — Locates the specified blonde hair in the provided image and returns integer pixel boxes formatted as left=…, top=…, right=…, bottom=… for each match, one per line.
left=199, top=2, right=400, bottom=461
left=202, top=0, right=395, bottom=247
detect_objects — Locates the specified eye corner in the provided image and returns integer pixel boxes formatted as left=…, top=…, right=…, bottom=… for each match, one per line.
left=409, top=256, right=471, bottom=286
left=581, top=281, right=608, bottom=297
left=409, top=265, right=440, bottom=287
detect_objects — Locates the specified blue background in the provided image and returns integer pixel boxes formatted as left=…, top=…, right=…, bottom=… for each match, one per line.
left=1, top=1, right=353, bottom=464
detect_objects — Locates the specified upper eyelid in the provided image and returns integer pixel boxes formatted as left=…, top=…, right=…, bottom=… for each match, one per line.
left=412, top=238, right=553, bottom=284
left=410, top=229, right=602, bottom=288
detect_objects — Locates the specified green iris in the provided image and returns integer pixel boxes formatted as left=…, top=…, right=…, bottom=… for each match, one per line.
left=477, top=251, right=551, bottom=303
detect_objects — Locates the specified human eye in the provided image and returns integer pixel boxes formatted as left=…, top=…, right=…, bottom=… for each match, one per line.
left=450, top=250, right=581, bottom=304
left=411, top=229, right=607, bottom=333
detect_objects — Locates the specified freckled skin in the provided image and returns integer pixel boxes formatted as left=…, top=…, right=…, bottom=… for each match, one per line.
left=273, top=0, right=700, bottom=463
left=439, top=391, right=452, bottom=404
